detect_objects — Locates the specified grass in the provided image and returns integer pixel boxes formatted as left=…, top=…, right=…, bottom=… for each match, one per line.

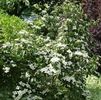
left=86, top=75, right=101, bottom=100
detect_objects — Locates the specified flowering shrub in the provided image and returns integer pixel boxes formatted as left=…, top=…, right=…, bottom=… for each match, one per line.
left=0, top=1, right=98, bottom=100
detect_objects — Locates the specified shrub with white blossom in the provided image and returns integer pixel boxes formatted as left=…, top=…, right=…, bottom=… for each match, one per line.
left=0, top=0, right=99, bottom=100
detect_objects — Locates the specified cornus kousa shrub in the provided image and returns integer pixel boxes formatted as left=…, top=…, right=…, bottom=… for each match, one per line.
left=0, top=1, right=98, bottom=100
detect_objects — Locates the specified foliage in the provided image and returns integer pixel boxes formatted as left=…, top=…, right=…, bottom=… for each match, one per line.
left=0, top=0, right=98, bottom=100
left=82, top=0, right=101, bottom=74
left=0, top=0, right=64, bottom=16
left=82, top=0, right=101, bottom=21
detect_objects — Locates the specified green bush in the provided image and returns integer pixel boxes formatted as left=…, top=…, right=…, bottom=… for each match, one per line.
left=0, top=1, right=98, bottom=100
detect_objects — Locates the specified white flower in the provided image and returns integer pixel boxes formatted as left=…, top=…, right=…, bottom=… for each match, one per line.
left=14, top=89, right=28, bottom=100
left=12, top=64, right=17, bottom=67
left=67, top=61, right=72, bottom=65
left=3, top=67, right=10, bottom=73
left=20, top=39, right=29, bottom=43
left=73, top=25, right=76, bottom=30
left=57, top=43, right=66, bottom=48
left=41, top=17, right=46, bottom=21
left=25, top=72, right=30, bottom=78
left=40, top=64, right=56, bottom=75
left=83, top=53, right=88, bottom=58
left=46, top=43, right=51, bottom=47
left=74, top=50, right=88, bottom=57
left=18, top=30, right=28, bottom=35
left=67, top=49, right=73, bottom=58
left=62, top=60, right=67, bottom=66
left=29, top=64, right=35, bottom=70
left=67, top=49, right=72, bottom=53
left=2, top=42, right=12, bottom=48
left=23, top=0, right=30, bottom=6
left=16, top=86, right=20, bottom=90
left=67, top=18, right=72, bottom=22
left=74, top=51, right=83, bottom=56
left=44, top=37, right=51, bottom=42
left=19, top=81, right=25, bottom=87
left=50, top=56, right=60, bottom=63
left=33, top=25, right=41, bottom=29
left=63, top=76, right=75, bottom=83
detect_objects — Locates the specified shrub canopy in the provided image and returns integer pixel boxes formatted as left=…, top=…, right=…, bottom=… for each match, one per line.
left=0, top=0, right=98, bottom=100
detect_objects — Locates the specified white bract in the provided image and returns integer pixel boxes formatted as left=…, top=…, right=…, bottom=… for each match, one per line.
left=3, top=67, right=10, bottom=73
left=50, top=56, right=60, bottom=63
left=63, top=76, right=75, bottom=83
left=74, top=51, right=88, bottom=58
left=18, top=30, right=28, bottom=35
left=57, top=43, right=66, bottom=48
left=2, top=42, right=12, bottom=48
left=25, top=72, right=30, bottom=78
left=29, top=64, right=35, bottom=70
left=40, top=64, right=56, bottom=75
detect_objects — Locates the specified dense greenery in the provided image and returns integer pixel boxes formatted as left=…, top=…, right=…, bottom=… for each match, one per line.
left=0, top=0, right=99, bottom=100
left=0, top=0, right=64, bottom=16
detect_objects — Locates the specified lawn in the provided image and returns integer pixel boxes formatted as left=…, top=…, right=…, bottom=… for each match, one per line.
left=86, top=75, right=101, bottom=100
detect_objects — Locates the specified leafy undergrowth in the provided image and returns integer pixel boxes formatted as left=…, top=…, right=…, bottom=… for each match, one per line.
left=86, top=75, right=101, bottom=100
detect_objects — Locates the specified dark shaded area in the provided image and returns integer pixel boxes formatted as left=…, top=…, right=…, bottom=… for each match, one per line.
left=82, top=0, right=101, bottom=74
left=82, top=0, right=99, bottom=20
